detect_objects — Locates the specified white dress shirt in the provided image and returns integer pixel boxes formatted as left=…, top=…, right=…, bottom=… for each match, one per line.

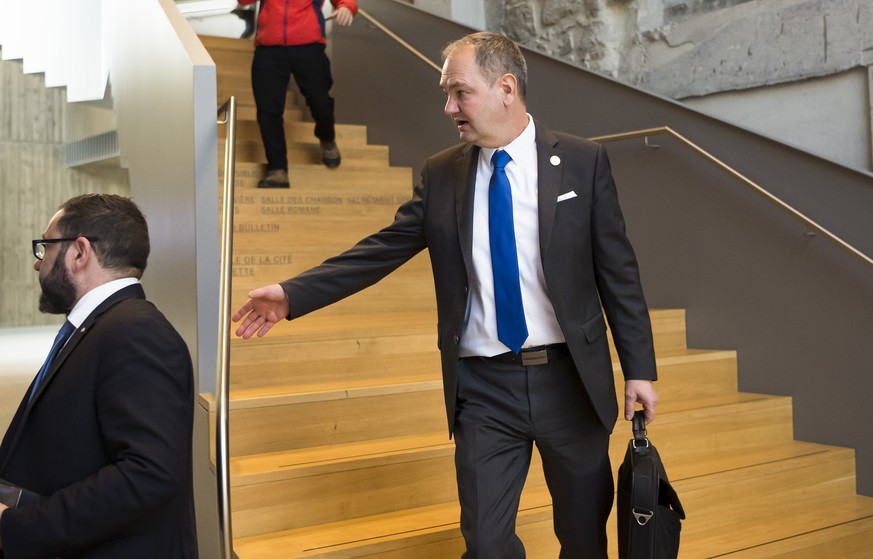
left=459, top=116, right=565, bottom=357
left=67, top=277, right=140, bottom=329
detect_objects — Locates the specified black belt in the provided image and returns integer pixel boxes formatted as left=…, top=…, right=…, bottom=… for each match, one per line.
left=477, top=343, right=570, bottom=366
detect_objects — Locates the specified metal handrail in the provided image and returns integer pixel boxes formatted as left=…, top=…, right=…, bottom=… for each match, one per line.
left=358, top=9, right=441, bottom=73
left=216, top=96, right=238, bottom=559
left=590, top=126, right=873, bottom=270
left=356, top=8, right=872, bottom=272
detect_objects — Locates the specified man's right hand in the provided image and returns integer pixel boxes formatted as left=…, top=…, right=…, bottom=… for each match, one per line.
left=232, top=284, right=290, bottom=339
left=333, top=6, right=354, bottom=26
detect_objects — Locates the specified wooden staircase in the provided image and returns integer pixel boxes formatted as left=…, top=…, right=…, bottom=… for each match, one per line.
left=201, top=35, right=873, bottom=558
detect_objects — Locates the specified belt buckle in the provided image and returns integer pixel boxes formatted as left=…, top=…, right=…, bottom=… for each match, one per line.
left=520, top=349, right=548, bottom=366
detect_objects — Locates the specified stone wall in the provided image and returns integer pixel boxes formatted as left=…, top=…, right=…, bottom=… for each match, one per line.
left=411, top=0, right=873, bottom=168
left=487, top=0, right=872, bottom=99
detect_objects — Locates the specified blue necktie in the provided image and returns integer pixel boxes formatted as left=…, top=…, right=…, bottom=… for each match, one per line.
left=29, top=320, right=75, bottom=402
left=489, top=150, right=528, bottom=354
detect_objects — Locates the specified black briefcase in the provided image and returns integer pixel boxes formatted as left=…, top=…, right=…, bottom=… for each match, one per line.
left=617, top=411, right=685, bottom=559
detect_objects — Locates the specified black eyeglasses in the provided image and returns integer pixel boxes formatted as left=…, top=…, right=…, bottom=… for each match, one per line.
left=32, top=237, right=99, bottom=261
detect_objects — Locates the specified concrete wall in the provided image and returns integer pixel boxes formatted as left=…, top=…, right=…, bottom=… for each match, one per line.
left=684, top=67, right=872, bottom=170
left=0, top=56, right=130, bottom=328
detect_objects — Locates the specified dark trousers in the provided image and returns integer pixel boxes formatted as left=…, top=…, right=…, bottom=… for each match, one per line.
left=454, top=354, right=613, bottom=558
left=251, top=43, right=336, bottom=171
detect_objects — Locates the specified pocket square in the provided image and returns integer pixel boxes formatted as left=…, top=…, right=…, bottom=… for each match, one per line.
left=557, top=191, right=577, bottom=202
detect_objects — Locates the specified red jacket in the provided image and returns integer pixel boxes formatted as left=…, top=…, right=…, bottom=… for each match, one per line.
left=238, top=0, right=358, bottom=47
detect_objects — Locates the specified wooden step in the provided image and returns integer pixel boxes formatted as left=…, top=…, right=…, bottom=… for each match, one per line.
left=230, top=434, right=458, bottom=538
left=220, top=120, right=370, bottom=146
left=229, top=218, right=405, bottom=243
left=221, top=165, right=412, bottom=198
left=219, top=308, right=693, bottom=391
left=224, top=385, right=446, bottom=456
left=203, top=41, right=254, bottom=70
left=670, top=446, right=873, bottom=558
left=233, top=139, right=390, bottom=168
left=201, top=34, right=254, bottom=54
left=218, top=97, right=303, bottom=123
left=222, top=390, right=789, bottom=471
left=228, top=202, right=407, bottom=229
left=227, top=254, right=433, bottom=315
left=225, top=393, right=790, bottom=538
left=230, top=103, right=301, bottom=123
left=527, top=445, right=873, bottom=559
left=716, top=516, right=873, bottom=558
left=231, top=444, right=873, bottom=558
left=224, top=308, right=686, bottom=357
left=636, top=349, right=737, bottom=401
left=213, top=390, right=792, bottom=521
left=219, top=384, right=446, bottom=459
left=218, top=87, right=299, bottom=112
left=218, top=73, right=257, bottom=92
left=216, top=64, right=256, bottom=80
left=229, top=262, right=429, bottom=288
left=220, top=163, right=412, bottom=191
left=225, top=332, right=731, bottom=395
left=228, top=285, right=437, bottom=319
left=229, top=332, right=440, bottom=390
left=230, top=310, right=436, bottom=344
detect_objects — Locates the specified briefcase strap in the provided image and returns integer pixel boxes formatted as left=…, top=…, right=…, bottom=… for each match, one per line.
left=0, top=484, right=23, bottom=508
left=631, top=411, right=658, bottom=547
left=632, top=410, right=649, bottom=449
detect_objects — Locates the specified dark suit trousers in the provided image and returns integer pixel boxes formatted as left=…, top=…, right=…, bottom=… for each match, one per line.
left=251, top=43, right=336, bottom=171
left=454, top=353, right=613, bottom=558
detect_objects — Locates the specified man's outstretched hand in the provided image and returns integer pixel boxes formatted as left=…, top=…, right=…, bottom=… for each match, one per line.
left=232, top=284, right=290, bottom=339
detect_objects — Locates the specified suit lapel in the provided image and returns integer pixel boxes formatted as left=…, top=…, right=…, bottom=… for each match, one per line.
left=455, top=126, right=562, bottom=269
left=28, top=321, right=90, bottom=404
left=536, top=124, right=564, bottom=262
left=0, top=285, right=146, bottom=470
left=21, top=285, right=146, bottom=414
left=455, top=143, right=479, bottom=273
left=0, top=320, right=94, bottom=472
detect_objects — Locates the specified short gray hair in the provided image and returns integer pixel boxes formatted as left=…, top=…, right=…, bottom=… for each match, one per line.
left=443, top=32, right=528, bottom=100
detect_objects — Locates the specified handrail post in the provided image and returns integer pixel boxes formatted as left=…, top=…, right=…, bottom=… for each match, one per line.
left=216, top=96, right=238, bottom=559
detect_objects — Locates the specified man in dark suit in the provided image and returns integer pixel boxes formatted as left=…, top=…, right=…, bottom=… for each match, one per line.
left=233, top=32, right=658, bottom=558
left=0, top=194, right=198, bottom=558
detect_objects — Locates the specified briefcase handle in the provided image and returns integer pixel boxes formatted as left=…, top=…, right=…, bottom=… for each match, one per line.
left=632, top=410, right=648, bottom=448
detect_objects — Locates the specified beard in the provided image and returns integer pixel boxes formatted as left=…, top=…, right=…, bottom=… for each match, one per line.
left=38, top=256, right=77, bottom=315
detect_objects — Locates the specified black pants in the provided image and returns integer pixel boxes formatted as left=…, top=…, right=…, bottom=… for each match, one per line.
left=251, top=43, right=336, bottom=171
left=454, top=354, right=613, bottom=558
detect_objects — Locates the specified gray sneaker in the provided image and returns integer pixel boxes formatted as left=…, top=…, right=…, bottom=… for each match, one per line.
left=321, top=141, right=341, bottom=168
left=257, top=169, right=290, bottom=188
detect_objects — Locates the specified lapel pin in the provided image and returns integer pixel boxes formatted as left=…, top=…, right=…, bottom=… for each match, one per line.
left=550, top=155, right=561, bottom=166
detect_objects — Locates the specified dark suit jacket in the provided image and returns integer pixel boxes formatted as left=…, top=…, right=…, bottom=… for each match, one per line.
left=0, top=284, right=198, bottom=559
left=282, top=122, right=657, bottom=435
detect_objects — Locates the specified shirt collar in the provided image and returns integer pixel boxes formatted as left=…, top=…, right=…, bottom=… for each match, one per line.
left=480, top=114, right=537, bottom=165
left=67, top=277, right=140, bottom=328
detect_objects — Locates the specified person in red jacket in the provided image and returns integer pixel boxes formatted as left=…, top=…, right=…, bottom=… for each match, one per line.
left=237, top=0, right=358, bottom=188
